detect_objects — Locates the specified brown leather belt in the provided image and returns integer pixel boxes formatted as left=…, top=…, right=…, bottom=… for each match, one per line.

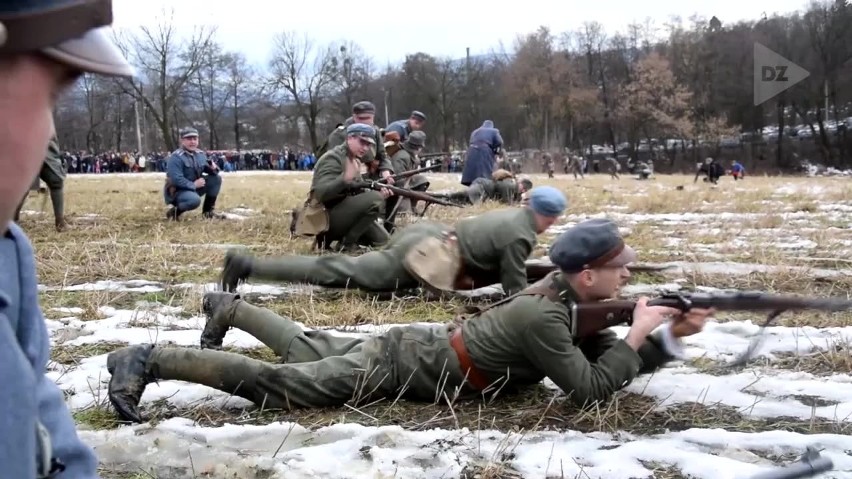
left=449, top=327, right=491, bottom=390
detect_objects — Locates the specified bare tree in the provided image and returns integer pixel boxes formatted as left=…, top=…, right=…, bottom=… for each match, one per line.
left=330, top=41, right=374, bottom=119
left=114, top=9, right=217, bottom=151
left=188, top=41, right=231, bottom=149
left=268, top=31, right=339, bottom=152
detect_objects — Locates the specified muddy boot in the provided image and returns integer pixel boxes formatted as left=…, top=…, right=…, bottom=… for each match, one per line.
left=220, top=249, right=252, bottom=292
left=200, top=292, right=240, bottom=350
left=106, top=344, right=155, bottom=423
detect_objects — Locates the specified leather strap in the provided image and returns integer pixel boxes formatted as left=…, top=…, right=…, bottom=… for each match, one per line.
left=0, top=0, right=112, bottom=55
left=449, top=328, right=491, bottom=391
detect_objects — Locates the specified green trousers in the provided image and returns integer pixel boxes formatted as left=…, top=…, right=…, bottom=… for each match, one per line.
left=326, top=191, right=389, bottom=248
left=14, top=158, right=65, bottom=223
left=248, top=221, right=447, bottom=291
left=146, top=300, right=471, bottom=409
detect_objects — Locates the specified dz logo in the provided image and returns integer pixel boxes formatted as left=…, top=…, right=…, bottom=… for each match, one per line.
left=761, top=66, right=789, bottom=82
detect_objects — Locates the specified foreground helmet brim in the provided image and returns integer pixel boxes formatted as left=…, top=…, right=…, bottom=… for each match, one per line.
left=41, top=26, right=134, bottom=78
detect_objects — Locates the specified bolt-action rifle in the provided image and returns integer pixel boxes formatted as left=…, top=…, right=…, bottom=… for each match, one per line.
left=571, top=289, right=852, bottom=367
left=350, top=180, right=461, bottom=208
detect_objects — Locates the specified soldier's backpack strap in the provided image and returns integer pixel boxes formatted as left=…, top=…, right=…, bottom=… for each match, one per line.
left=454, top=271, right=561, bottom=321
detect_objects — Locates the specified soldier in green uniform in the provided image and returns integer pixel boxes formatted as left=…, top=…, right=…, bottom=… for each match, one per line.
left=223, top=186, right=567, bottom=297
left=106, top=218, right=711, bottom=423
left=440, top=175, right=533, bottom=206
left=300, top=123, right=393, bottom=251
left=14, top=136, right=68, bottom=231
left=384, top=130, right=429, bottom=232
left=318, top=101, right=394, bottom=183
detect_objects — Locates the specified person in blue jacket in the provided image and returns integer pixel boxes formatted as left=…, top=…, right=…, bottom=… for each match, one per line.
left=0, top=0, right=135, bottom=477
left=461, top=120, right=504, bottom=186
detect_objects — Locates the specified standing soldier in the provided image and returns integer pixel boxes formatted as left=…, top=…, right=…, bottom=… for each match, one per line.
left=461, top=120, right=504, bottom=186
left=544, top=153, right=555, bottom=178
left=385, top=110, right=427, bottom=143
left=14, top=135, right=69, bottom=231
left=0, top=0, right=135, bottom=476
left=163, top=127, right=224, bottom=220
left=604, top=156, right=621, bottom=179
left=566, top=154, right=584, bottom=179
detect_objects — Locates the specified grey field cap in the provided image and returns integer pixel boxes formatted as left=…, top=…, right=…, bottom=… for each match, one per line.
left=0, top=0, right=135, bottom=78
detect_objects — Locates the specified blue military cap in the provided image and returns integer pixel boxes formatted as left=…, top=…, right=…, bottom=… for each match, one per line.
left=0, top=0, right=134, bottom=77
left=528, top=186, right=567, bottom=217
left=346, top=123, right=376, bottom=145
left=549, top=218, right=637, bottom=273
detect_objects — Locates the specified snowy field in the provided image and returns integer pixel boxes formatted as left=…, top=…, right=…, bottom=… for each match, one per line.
left=20, top=171, right=852, bottom=478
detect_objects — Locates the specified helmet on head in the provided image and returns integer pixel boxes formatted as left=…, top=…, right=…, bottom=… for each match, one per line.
left=0, top=0, right=134, bottom=77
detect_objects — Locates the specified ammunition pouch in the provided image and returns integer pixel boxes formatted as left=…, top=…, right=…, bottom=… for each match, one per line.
left=402, top=231, right=463, bottom=292
left=292, top=193, right=330, bottom=237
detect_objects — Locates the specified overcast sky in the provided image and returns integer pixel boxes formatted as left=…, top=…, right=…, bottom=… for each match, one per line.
left=113, top=0, right=808, bottom=68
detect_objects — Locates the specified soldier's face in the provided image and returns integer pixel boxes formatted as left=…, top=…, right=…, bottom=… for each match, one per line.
left=577, top=265, right=631, bottom=300
left=0, top=55, right=78, bottom=230
left=181, top=136, right=199, bottom=151
left=410, top=118, right=424, bottom=130
left=347, top=136, right=371, bottom=158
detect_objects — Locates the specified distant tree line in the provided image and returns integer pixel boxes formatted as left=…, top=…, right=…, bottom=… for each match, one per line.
left=53, top=1, right=852, bottom=171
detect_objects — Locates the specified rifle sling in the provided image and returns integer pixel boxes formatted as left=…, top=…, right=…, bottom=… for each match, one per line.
left=456, top=271, right=562, bottom=320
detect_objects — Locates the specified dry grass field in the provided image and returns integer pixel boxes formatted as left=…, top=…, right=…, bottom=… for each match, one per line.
left=19, top=171, right=852, bottom=478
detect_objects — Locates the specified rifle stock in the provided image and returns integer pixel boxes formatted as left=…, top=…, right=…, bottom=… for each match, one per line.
left=572, top=291, right=852, bottom=339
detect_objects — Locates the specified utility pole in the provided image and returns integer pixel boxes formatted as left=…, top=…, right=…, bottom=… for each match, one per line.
left=134, top=93, right=143, bottom=153
left=383, top=87, right=390, bottom=127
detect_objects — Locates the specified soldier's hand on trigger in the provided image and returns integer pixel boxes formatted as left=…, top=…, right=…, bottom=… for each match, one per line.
left=379, top=187, right=394, bottom=199
left=624, top=297, right=682, bottom=351
left=194, top=178, right=206, bottom=188
left=381, top=170, right=395, bottom=185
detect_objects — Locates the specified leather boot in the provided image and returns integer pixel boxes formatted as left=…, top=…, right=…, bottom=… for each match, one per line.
left=200, top=292, right=240, bottom=350
left=220, top=249, right=252, bottom=292
left=106, top=344, right=155, bottom=423
left=201, top=195, right=223, bottom=219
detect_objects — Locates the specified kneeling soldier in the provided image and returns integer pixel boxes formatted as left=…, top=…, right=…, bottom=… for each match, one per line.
left=107, top=218, right=711, bottom=423
left=223, top=186, right=567, bottom=297
left=163, top=127, right=223, bottom=220
left=296, top=123, right=393, bottom=252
